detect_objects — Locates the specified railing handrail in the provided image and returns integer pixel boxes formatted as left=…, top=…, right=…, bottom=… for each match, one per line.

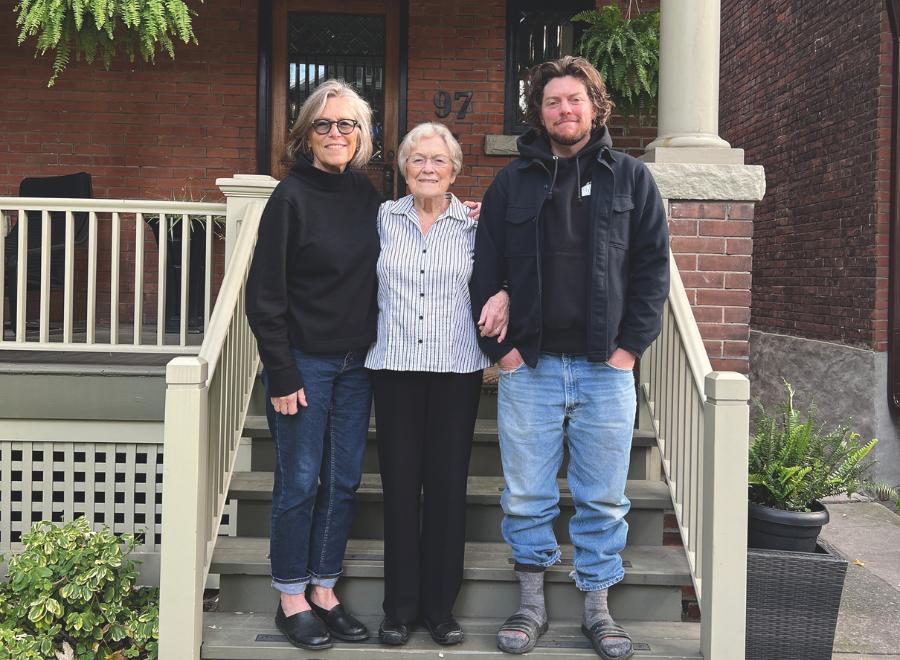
left=0, top=197, right=226, bottom=214
left=667, top=251, right=712, bottom=396
left=196, top=202, right=264, bottom=381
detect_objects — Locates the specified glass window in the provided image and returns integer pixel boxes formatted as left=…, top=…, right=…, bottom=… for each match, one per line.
left=504, top=0, right=593, bottom=134
left=287, top=13, right=386, bottom=161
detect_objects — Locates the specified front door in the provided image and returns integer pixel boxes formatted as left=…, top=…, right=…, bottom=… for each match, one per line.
left=271, top=0, right=401, bottom=198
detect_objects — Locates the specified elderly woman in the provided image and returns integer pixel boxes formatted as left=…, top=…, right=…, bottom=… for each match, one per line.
left=245, top=79, right=378, bottom=650
left=366, top=122, right=504, bottom=647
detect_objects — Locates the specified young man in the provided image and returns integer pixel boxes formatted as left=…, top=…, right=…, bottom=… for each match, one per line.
left=471, top=56, right=669, bottom=659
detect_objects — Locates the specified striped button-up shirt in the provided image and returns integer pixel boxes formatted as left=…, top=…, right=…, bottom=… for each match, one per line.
left=365, top=194, right=491, bottom=373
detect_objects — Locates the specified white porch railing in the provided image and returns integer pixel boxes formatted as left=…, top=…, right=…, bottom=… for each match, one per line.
left=157, top=198, right=265, bottom=659
left=640, top=253, right=750, bottom=660
left=0, top=198, right=226, bottom=352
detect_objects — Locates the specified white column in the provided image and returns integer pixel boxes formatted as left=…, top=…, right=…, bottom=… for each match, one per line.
left=217, top=174, right=278, bottom=267
left=643, top=0, right=744, bottom=164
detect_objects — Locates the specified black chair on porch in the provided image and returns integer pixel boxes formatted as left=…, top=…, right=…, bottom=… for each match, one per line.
left=3, top=172, right=93, bottom=330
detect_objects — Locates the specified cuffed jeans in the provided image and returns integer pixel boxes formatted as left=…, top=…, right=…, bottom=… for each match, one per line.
left=265, top=347, right=371, bottom=595
left=497, top=353, right=636, bottom=591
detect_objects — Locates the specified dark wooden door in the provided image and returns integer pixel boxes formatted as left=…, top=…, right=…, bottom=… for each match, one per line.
left=271, top=0, right=401, bottom=198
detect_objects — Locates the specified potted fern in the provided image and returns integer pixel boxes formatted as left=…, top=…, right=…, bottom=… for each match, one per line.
left=747, top=382, right=896, bottom=552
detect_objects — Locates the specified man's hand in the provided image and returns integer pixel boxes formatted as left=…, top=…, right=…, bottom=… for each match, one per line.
left=606, top=348, right=636, bottom=371
left=478, top=289, right=509, bottom=342
left=271, top=388, right=308, bottom=415
left=497, top=348, right=525, bottom=372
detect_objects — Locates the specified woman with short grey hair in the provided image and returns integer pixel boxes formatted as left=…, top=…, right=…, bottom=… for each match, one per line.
left=366, top=122, right=507, bottom=647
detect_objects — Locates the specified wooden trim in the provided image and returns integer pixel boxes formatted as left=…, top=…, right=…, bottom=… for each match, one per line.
left=256, top=0, right=272, bottom=175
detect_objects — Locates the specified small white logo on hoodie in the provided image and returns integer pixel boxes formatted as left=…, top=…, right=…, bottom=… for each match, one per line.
left=580, top=181, right=592, bottom=197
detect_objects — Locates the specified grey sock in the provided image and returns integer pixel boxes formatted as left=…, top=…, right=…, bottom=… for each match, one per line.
left=497, top=568, right=547, bottom=651
left=584, top=589, right=632, bottom=658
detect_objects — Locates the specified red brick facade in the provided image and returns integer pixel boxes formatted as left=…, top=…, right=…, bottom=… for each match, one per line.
left=669, top=201, right=754, bottom=373
left=720, top=0, right=892, bottom=350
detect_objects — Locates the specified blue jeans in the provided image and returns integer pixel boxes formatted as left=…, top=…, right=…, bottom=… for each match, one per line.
left=497, top=353, right=636, bottom=591
left=265, top=348, right=371, bottom=595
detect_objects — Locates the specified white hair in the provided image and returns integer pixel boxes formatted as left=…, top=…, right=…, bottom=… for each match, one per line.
left=397, top=122, right=463, bottom=179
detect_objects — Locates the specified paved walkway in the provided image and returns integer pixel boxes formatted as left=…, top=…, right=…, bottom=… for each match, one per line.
left=820, top=497, right=900, bottom=659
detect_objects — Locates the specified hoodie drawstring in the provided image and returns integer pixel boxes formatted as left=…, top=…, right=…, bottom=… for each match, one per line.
left=547, top=156, right=559, bottom=199
left=576, top=156, right=583, bottom=204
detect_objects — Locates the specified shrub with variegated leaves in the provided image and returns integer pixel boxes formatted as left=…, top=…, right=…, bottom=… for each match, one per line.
left=0, top=517, right=158, bottom=659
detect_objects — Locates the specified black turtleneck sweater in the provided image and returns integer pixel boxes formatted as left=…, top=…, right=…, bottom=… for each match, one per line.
left=245, top=157, right=382, bottom=397
left=517, top=130, right=610, bottom=354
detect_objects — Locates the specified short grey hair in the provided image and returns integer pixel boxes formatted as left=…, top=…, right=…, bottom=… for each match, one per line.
left=397, top=122, right=463, bottom=180
left=285, top=79, right=374, bottom=168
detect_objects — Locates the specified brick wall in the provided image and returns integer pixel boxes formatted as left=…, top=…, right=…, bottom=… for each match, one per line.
left=719, top=0, right=891, bottom=350
left=0, top=0, right=258, bottom=201
left=669, top=201, right=754, bottom=373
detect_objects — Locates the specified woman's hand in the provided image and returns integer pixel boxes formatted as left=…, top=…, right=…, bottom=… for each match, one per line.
left=271, top=388, right=308, bottom=415
left=606, top=348, right=636, bottom=371
left=463, top=200, right=482, bottom=221
left=478, top=289, right=509, bottom=342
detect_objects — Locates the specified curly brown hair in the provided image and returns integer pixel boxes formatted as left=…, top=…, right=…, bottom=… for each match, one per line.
left=524, top=56, right=614, bottom=132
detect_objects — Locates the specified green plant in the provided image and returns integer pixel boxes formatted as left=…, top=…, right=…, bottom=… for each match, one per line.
left=0, top=517, right=158, bottom=659
left=14, top=0, right=203, bottom=87
left=573, top=3, right=659, bottom=124
left=748, top=382, right=899, bottom=512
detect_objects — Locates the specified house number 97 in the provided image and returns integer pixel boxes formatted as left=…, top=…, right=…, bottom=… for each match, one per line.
left=434, top=91, right=474, bottom=119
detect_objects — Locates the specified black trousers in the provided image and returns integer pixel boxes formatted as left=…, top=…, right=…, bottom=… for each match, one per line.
left=371, top=369, right=483, bottom=625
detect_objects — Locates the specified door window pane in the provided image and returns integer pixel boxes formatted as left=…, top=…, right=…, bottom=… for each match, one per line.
left=288, top=13, right=386, bottom=161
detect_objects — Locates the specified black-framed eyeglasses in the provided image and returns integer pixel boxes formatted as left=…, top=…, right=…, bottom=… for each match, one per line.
left=311, top=119, right=360, bottom=135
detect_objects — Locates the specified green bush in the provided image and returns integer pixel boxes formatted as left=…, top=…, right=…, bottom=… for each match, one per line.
left=14, top=0, right=202, bottom=86
left=749, top=382, right=898, bottom=512
left=0, top=517, right=158, bottom=659
left=573, top=4, right=660, bottom=125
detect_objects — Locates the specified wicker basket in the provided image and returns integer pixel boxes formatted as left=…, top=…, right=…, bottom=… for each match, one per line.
left=746, top=543, right=847, bottom=660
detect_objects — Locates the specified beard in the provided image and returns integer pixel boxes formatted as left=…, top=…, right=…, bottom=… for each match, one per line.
left=547, top=124, right=591, bottom=147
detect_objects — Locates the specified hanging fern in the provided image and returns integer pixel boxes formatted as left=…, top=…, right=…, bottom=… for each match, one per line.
left=14, top=0, right=202, bottom=86
left=573, top=4, right=659, bottom=125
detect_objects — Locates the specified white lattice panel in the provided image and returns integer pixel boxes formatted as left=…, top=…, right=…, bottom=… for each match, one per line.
left=0, top=441, right=234, bottom=555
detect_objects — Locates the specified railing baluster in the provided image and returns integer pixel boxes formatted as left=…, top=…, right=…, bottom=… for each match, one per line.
left=39, top=210, right=51, bottom=342
left=16, top=210, right=27, bottom=341
left=205, top=215, right=213, bottom=328
left=180, top=214, right=190, bottom=346
left=110, top=212, right=121, bottom=345
left=134, top=213, right=145, bottom=345
left=86, top=211, right=98, bottom=344
left=157, top=214, right=168, bottom=345
left=64, top=211, right=74, bottom=343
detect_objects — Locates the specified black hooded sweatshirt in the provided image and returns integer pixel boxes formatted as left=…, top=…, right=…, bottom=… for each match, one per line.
left=245, top=157, right=382, bottom=397
left=517, top=129, right=612, bottom=353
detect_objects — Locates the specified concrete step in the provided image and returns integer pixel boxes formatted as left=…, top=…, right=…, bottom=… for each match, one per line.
left=243, top=415, right=659, bottom=480
left=232, top=473, right=670, bottom=546
left=211, top=537, right=691, bottom=622
left=201, top=612, right=702, bottom=659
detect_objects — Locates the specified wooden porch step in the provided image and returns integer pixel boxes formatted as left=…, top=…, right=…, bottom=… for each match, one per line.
left=211, top=537, right=691, bottom=621
left=241, top=415, right=657, bottom=447
left=231, top=472, right=669, bottom=545
left=201, top=612, right=702, bottom=659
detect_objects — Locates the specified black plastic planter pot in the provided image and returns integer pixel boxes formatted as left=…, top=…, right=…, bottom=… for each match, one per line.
left=747, top=500, right=829, bottom=552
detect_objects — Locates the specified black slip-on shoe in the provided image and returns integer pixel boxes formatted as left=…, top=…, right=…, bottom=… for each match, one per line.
left=425, top=617, right=464, bottom=645
left=378, top=617, right=411, bottom=646
left=308, top=600, right=369, bottom=642
left=274, top=604, right=332, bottom=650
